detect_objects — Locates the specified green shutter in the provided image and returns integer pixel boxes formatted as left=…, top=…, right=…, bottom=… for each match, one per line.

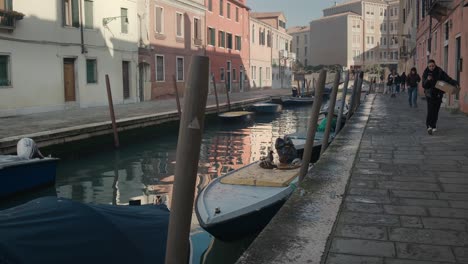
left=0, top=56, right=9, bottom=86
left=72, top=0, right=80, bottom=28
left=84, top=0, right=93, bottom=29
left=86, top=59, right=96, bottom=83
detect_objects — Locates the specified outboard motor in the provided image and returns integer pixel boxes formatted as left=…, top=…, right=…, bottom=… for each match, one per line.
left=17, top=138, right=44, bottom=159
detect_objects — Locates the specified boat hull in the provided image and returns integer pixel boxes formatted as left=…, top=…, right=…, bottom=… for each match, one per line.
left=281, top=97, right=313, bottom=106
left=196, top=193, right=289, bottom=241
left=0, top=157, right=58, bottom=198
left=251, top=103, right=282, bottom=113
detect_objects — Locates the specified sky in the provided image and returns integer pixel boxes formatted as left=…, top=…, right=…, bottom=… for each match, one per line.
left=248, top=0, right=348, bottom=28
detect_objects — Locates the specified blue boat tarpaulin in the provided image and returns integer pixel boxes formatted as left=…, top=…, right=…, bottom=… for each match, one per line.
left=0, top=197, right=170, bottom=264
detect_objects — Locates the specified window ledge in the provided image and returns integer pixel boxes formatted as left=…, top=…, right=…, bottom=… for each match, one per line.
left=0, top=85, right=13, bottom=89
left=155, top=33, right=166, bottom=40
left=176, top=37, right=184, bottom=43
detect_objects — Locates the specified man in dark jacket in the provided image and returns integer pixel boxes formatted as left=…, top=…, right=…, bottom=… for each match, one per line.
left=422, top=59, right=459, bottom=135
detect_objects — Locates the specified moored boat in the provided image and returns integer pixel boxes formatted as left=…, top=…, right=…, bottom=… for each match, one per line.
left=280, top=96, right=314, bottom=106
left=195, top=161, right=301, bottom=241
left=250, top=103, right=282, bottom=113
left=218, top=111, right=254, bottom=122
left=0, top=138, right=58, bottom=198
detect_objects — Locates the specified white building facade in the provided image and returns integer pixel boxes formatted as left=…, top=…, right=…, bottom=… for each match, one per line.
left=0, top=0, right=139, bottom=117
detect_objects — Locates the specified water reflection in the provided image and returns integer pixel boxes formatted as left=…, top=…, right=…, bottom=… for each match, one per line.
left=49, top=106, right=312, bottom=263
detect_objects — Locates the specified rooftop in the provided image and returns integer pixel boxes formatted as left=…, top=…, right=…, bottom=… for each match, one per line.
left=250, top=12, right=285, bottom=20
left=287, top=26, right=310, bottom=34
left=311, top=11, right=361, bottom=22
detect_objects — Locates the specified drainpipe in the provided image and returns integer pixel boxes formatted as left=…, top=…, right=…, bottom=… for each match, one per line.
left=80, top=0, right=85, bottom=54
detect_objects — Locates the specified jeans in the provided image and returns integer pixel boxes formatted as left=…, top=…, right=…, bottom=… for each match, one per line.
left=426, top=97, right=442, bottom=129
left=396, top=84, right=400, bottom=93
left=408, top=86, right=418, bottom=107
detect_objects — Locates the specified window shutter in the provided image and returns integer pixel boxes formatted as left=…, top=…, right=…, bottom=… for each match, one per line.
left=72, top=0, right=80, bottom=28
left=84, top=0, right=93, bottom=29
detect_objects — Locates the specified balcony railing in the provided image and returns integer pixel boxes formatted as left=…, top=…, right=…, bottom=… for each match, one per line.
left=426, top=0, right=453, bottom=21
left=0, top=9, right=24, bottom=31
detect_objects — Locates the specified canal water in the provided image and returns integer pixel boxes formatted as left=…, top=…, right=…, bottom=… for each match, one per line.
left=5, top=104, right=322, bottom=263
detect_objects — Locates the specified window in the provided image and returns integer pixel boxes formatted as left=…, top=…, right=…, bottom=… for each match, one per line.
left=194, top=18, right=201, bottom=41
left=232, top=68, right=237, bottom=81
left=155, top=6, right=164, bottom=34
left=84, top=0, right=93, bottom=29
left=208, top=0, right=212, bottom=12
left=63, top=0, right=80, bottom=27
left=86, top=59, right=97, bottom=84
left=220, top=68, right=225, bottom=81
left=235, top=35, right=241, bottom=51
left=176, top=13, right=183, bottom=37
left=252, top=25, right=255, bottom=43
left=304, top=47, right=308, bottom=57
left=304, top=35, right=308, bottom=44
left=208, top=27, right=216, bottom=46
left=227, top=3, right=231, bottom=19
left=176, top=57, right=184, bottom=81
left=226, top=33, right=233, bottom=49
left=156, top=55, right=164, bottom=81
left=0, top=55, right=11, bottom=87
left=218, top=31, right=225, bottom=47
left=219, top=0, right=223, bottom=16
left=121, top=8, right=128, bottom=33
left=235, top=7, right=239, bottom=22
left=266, top=67, right=270, bottom=79
left=267, top=31, right=271, bottom=47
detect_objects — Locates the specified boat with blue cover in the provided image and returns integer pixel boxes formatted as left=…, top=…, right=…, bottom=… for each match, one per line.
left=0, top=197, right=171, bottom=264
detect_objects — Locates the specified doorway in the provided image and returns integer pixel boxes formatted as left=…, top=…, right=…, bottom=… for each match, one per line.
left=63, top=58, right=76, bottom=102
left=122, top=61, right=130, bottom=99
left=239, top=66, right=244, bottom=92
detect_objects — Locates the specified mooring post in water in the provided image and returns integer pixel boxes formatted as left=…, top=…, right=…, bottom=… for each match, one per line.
left=211, top=74, right=220, bottom=114
left=306, top=79, right=311, bottom=95
left=172, top=75, right=182, bottom=118
left=299, top=69, right=326, bottom=182
left=335, top=71, right=350, bottom=134
left=355, top=71, right=364, bottom=109
left=346, top=72, right=359, bottom=121
left=321, top=71, right=341, bottom=155
left=105, top=74, right=120, bottom=148
left=296, top=79, right=301, bottom=97
left=165, top=56, right=209, bottom=264
left=225, top=80, right=231, bottom=111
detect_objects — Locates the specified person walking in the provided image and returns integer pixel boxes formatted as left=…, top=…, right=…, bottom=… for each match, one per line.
left=387, top=69, right=398, bottom=98
left=406, top=67, right=421, bottom=108
left=400, top=72, right=407, bottom=93
left=422, top=59, right=459, bottom=135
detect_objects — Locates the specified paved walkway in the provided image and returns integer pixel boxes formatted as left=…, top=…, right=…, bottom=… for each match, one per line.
left=238, top=93, right=468, bottom=264
left=0, top=89, right=289, bottom=139
left=324, top=94, right=468, bottom=263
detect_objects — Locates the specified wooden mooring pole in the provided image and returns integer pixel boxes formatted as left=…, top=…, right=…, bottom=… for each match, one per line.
left=299, top=69, right=326, bottom=182
left=346, top=72, right=359, bottom=121
left=105, top=74, right=120, bottom=148
left=320, top=71, right=341, bottom=155
left=335, top=71, right=350, bottom=134
left=165, top=56, right=210, bottom=264
left=211, top=74, right=220, bottom=114
left=172, top=75, right=182, bottom=118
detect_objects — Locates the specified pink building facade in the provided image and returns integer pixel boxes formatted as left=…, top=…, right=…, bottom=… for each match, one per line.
left=205, top=0, right=250, bottom=93
left=139, top=0, right=205, bottom=99
left=416, top=0, right=468, bottom=113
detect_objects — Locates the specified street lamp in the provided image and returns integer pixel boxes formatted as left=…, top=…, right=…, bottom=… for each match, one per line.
left=103, top=16, right=129, bottom=26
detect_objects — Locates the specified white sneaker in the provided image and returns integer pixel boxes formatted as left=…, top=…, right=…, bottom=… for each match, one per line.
left=427, top=127, right=433, bottom=135
left=432, top=128, right=437, bottom=132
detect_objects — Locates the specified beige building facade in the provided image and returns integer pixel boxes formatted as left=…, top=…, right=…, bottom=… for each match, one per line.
left=398, top=0, right=417, bottom=72
left=308, top=0, right=401, bottom=71
left=288, top=26, right=310, bottom=67
left=250, top=12, right=294, bottom=89
left=249, top=17, right=273, bottom=89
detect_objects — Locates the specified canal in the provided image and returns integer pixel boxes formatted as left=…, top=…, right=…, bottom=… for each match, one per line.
left=5, top=104, right=319, bottom=263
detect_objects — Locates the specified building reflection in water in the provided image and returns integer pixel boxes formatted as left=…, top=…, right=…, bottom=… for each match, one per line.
left=55, top=106, right=310, bottom=227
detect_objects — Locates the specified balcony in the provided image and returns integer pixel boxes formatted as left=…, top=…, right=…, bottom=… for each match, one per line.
left=426, top=0, right=453, bottom=21
left=0, top=9, right=24, bottom=31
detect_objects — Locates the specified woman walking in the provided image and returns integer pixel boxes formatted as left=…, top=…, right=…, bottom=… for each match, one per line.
left=406, top=67, right=421, bottom=108
left=422, top=59, right=459, bottom=135
left=387, top=69, right=399, bottom=98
